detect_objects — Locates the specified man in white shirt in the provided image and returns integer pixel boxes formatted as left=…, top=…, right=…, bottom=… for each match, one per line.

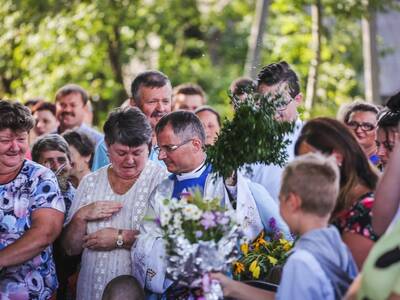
left=247, top=61, right=303, bottom=202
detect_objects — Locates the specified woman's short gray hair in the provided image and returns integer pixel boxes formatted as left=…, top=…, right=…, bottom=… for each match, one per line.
left=31, top=134, right=71, bottom=163
left=103, top=106, right=152, bottom=147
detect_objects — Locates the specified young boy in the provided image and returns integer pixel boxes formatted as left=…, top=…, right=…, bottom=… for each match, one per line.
left=212, top=153, right=358, bottom=299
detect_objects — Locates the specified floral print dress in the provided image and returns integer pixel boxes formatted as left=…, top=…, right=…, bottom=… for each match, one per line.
left=0, top=160, right=65, bottom=299
left=332, top=192, right=378, bottom=241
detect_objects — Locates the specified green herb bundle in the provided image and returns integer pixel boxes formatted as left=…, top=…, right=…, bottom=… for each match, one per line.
left=206, top=91, right=295, bottom=178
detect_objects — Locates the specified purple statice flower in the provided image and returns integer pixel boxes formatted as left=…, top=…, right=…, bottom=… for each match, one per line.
left=215, top=212, right=230, bottom=225
left=195, top=230, right=203, bottom=238
left=200, top=211, right=217, bottom=229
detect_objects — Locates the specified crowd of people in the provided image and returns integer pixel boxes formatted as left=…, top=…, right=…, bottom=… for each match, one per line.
left=0, top=61, right=399, bottom=300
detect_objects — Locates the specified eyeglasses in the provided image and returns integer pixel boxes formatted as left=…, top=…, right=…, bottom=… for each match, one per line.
left=275, top=99, right=293, bottom=112
left=346, top=121, right=376, bottom=132
left=154, top=139, right=193, bottom=153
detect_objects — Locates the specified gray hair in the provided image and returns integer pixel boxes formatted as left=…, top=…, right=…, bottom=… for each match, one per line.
left=103, top=106, right=152, bottom=147
left=130, top=70, right=171, bottom=107
left=31, top=134, right=71, bottom=163
left=155, top=111, right=206, bottom=145
left=343, top=100, right=379, bottom=124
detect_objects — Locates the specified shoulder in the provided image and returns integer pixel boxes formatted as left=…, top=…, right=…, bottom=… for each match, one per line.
left=278, top=250, right=334, bottom=299
left=21, top=161, right=60, bottom=189
left=79, top=165, right=108, bottom=187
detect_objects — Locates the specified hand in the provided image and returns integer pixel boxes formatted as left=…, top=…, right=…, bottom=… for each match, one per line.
left=209, top=272, right=236, bottom=298
left=77, top=201, right=123, bottom=221
left=82, top=228, right=119, bottom=251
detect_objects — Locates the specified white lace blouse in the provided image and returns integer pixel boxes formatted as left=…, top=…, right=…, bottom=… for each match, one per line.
left=66, top=160, right=167, bottom=300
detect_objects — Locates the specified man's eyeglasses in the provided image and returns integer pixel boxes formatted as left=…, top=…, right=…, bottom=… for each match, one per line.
left=154, top=139, right=193, bottom=153
left=275, top=99, right=293, bottom=112
left=346, top=121, right=376, bottom=132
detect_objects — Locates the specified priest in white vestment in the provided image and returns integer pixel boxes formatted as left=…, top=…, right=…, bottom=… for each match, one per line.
left=132, top=111, right=289, bottom=296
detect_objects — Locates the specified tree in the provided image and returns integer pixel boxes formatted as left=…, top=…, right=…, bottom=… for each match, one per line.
left=304, top=0, right=322, bottom=114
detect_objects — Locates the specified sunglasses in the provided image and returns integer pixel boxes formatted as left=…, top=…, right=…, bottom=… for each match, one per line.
left=346, top=121, right=376, bottom=132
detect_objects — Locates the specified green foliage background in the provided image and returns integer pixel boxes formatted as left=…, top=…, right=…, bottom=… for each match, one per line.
left=0, top=0, right=397, bottom=126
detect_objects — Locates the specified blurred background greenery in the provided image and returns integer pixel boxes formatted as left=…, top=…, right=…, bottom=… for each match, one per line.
left=0, top=0, right=398, bottom=126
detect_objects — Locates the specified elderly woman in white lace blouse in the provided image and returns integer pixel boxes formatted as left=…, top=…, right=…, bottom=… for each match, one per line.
left=61, top=107, right=167, bottom=300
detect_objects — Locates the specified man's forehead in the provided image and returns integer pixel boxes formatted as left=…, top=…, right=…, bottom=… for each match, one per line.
left=258, top=82, right=289, bottom=97
left=58, top=92, right=84, bottom=104
left=140, top=85, right=172, bottom=99
left=157, top=125, right=178, bottom=140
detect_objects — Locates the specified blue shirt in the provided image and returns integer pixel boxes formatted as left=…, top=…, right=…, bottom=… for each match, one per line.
left=277, top=226, right=358, bottom=300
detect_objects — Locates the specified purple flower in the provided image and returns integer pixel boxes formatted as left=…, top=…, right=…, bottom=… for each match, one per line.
left=216, top=213, right=230, bottom=225
left=200, top=212, right=216, bottom=229
left=195, top=231, right=203, bottom=238
left=268, top=217, right=277, bottom=231
left=155, top=217, right=161, bottom=227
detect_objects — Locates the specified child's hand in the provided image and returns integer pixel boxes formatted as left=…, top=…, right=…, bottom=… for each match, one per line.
left=209, top=272, right=236, bottom=298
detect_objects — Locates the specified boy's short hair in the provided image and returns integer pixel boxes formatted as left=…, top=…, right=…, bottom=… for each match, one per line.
left=280, top=153, right=340, bottom=217
left=102, top=275, right=145, bottom=300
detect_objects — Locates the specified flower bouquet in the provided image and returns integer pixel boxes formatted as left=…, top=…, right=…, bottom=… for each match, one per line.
left=158, top=190, right=243, bottom=300
left=233, top=218, right=293, bottom=285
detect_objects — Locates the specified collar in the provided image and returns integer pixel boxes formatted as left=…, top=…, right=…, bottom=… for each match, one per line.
left=175, top=160, right=207, bottom=181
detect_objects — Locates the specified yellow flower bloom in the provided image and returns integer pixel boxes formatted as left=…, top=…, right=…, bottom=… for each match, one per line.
left=253, top=265, right=261, bottom=279
left=233, top=262, right=245, bottom=275
left=249, top=260, right=258, bottom=272
left=254, top=232, right=268, bottom=250
left=240, top=243, right=249, bottom=256
left=283, top=242, right=292, bottom=252
left=268, top=255, right=278, bottom=266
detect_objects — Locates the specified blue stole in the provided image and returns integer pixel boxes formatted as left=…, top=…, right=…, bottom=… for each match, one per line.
left=169, top=164, right=213, bottom=199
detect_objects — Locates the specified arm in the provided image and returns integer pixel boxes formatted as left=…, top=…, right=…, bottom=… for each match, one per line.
left=373, top=139, right=400, bottom=236
left=82, top=227, right=139, bottom=251
left=342, top=232, right=374, bottom=270
left=210, top=273, right=274, bottom=300
left=61, top=201, right=123, bottom=255
left=0, top=208, right=64, bottom=268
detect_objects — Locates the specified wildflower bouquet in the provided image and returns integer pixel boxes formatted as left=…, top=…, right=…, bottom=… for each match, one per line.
left=233, top=218, right=293, bottom=284
left=159, top=190, right=242, bottom=299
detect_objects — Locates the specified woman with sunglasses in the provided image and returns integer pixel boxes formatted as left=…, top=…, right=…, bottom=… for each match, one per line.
left=343, top=100, right=380, bottom=165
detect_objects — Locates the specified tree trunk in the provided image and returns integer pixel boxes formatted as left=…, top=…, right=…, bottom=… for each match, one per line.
left=362, top=0, right=380, bottom=104
left=244, top=0, right=270, bottom=78
left=304, top=0, right=322, bottom=113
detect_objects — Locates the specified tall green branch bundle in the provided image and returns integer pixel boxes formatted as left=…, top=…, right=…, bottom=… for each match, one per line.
left=206, top=91, right=295, bottom=179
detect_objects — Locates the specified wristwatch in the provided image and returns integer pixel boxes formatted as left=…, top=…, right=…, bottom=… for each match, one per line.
left=116, top=229, right=124, bottom=248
